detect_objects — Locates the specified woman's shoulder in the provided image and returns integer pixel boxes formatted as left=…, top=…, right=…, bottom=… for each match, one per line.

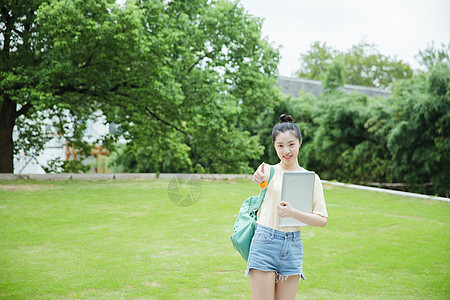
left=263, top=163, right=279, bottom=171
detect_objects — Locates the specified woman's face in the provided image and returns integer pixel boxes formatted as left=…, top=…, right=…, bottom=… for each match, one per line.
left=273, top=131, right=301, bottom=165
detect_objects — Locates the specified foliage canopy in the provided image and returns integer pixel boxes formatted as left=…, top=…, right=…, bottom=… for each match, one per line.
left=1, top=0, right=280, bottom=174
left=257, top=47, right=450, bottom=196
left=296, top=41, right=413, bottom=88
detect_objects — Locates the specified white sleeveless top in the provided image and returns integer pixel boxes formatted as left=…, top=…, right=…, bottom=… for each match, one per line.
left=256, top=163, right=328, bottom=232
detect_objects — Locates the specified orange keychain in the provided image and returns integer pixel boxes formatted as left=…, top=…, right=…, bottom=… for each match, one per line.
left=259, top=180, right=268, bottom=189
left=259, top=163, right=267, bottom=189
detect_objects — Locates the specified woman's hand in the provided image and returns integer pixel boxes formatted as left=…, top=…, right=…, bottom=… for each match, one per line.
left=276, top=201, right=296, bottom=218
left=277, top=202, right=328, bottom=227
left=252, top=162, right=268, bottom=184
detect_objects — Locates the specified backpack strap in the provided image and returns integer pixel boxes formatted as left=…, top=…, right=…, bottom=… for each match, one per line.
left=267, top=165, right=275, bottom=187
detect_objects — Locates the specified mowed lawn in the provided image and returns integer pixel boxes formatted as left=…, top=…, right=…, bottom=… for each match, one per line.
left=0, top=179, right=448, bottom=299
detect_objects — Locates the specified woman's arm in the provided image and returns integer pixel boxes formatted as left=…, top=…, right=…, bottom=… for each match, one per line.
left=276, top=201, right=327, bottom=227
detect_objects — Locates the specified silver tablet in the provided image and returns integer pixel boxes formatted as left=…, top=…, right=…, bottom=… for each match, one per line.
left=279, top=171, right=315, bottom=227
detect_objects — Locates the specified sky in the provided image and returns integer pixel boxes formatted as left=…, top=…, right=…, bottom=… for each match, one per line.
left=239, top=0, right=450, bottom=77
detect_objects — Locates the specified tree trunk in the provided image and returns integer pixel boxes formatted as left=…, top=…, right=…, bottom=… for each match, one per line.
left=0, top=94, right=16, bottom=173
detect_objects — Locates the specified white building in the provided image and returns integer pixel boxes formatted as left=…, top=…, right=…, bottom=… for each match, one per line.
left=13, top=113, right=114, bottom=174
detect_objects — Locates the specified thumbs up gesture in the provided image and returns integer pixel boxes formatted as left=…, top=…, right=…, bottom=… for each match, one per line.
left=252, top=162, right=268, bottom=186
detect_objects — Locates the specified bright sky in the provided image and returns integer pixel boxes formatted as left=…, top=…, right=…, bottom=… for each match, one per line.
left=239, top=0, right=450, bottom=76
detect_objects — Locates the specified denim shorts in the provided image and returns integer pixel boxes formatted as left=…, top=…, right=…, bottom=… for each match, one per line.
left=246, top=224, right=306, bottom=283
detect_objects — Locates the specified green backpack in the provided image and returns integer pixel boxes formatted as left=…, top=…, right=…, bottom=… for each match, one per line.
left=230, top=165, right=275, bottom=261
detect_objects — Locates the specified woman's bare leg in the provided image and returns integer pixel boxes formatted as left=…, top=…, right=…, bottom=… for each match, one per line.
left=249, top=269, right=276, bottom=300
left=275, top=275, right=300, bottom=300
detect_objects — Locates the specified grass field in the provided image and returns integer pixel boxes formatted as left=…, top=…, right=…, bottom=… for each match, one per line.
left=0, top=178, right=448, bottom=299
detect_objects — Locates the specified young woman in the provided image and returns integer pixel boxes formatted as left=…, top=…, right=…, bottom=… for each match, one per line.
left=247, top=114, right=328, bottom=300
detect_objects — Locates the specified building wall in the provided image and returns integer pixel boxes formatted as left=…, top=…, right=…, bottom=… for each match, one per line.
left=13, top=114, right=111, bottom=174
left=275, top=76, right=391, bottom=98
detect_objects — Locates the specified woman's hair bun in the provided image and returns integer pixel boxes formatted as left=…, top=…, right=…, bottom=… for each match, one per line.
left=280, top=114, right=294, bottom=123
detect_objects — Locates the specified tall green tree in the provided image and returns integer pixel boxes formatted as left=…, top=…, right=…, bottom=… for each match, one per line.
left=255, top=43, right=449, bottom=196
left=386, top=63, right=450, bottom=195
left=1, top=0, right=144, bottom=172
left=1, top=0, right=280, bottom=173
left=295, top=41, right=336, bottom=82
left=296, top=41, right=413, bottom=88
left=415, top=42, right=450, bottom=71
left=321, top=58, right=346, bottom=91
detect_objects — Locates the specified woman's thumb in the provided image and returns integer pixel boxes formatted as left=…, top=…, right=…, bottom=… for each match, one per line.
left=261, top=162, right=265, bottom=174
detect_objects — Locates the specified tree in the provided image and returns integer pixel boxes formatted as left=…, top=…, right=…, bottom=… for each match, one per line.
left=246, top=44, right=449, bottom=196
left=321, top=58, right=346, bottom=92
left=1, top=0, right=143, bottom=172
left=296, top=41, right=413, bottom=89
left=296, top=41, right=336, bottom=81
left=308, top=91, right=372, bottom=180
left=386, top=62, right=450, bottom=196
left=415, top=42, right=450, bottom=71
left=299, top=62, right=449, bottom=196
left=1, top=0, right=280, bottom=173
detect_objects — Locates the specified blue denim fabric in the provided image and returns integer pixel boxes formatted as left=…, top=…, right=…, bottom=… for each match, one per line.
left=246, top=224, right=306, bottom=283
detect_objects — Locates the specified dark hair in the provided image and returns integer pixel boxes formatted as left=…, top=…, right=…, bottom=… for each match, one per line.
left=272, top=114, right=302, bottom=144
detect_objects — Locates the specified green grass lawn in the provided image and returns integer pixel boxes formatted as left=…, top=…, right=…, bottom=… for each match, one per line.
left=0, top=179, right=448, bottom=299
